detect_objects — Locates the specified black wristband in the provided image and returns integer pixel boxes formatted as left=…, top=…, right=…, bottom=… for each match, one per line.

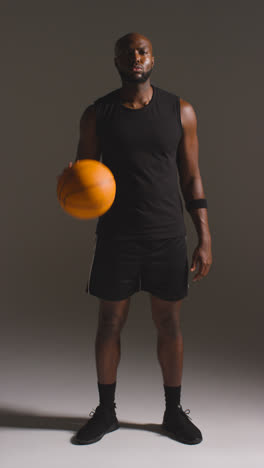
left=186, top=198, right=208, bottom=212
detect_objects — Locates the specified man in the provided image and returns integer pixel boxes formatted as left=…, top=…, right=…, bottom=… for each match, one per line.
left=59, top=32, right=212, bottom=445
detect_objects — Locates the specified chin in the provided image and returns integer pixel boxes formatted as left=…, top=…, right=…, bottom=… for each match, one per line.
left=121, top=74, right=148, bottom=84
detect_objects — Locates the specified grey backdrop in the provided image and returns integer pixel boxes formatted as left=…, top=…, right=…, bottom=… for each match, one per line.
left=1, top=1, right=263, bottom=467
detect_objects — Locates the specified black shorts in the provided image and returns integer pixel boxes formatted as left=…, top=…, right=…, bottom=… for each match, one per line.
left=85, top=235, right=189, bottom=302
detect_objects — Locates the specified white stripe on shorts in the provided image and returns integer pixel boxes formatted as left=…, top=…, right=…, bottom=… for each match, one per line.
left=85, top=235, right=98, bottom=294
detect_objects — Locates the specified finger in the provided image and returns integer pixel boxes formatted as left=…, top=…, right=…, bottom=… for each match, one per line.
left=190, top=256, right=196, bottom=271
left=193, top=261, right=207, bottom=281
left=203, top=263, right=212, bottom=277
left=192, top=259, right=202, bottom=281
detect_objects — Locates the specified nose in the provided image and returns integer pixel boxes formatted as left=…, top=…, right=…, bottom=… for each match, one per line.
left=128, top=50, right=140, bottom=63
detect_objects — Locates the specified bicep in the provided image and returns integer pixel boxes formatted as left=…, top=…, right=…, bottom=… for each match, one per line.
left=177, top=99, right=201, bottom=188
left=75, top=104, right=101, bottom=162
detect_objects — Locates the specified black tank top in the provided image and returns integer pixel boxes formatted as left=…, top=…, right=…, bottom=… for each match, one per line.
left=93, top=84, right=186, bottom=239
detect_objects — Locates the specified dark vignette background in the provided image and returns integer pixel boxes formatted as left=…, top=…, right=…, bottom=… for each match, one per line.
left=1, top=0, right=263, bottom=465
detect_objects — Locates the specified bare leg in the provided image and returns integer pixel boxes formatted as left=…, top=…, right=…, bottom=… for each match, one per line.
left=150, top=295, right=184, bottom=386
left=95, top=297, right=130, bottom=384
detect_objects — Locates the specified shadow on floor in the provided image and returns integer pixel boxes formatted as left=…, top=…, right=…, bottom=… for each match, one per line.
left=0, top=406, right=166, bottom=438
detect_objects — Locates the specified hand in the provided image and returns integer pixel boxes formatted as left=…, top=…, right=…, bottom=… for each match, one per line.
left=190, top=240, right=212, bottom=282
left=56, top=161, right=73, bottom=182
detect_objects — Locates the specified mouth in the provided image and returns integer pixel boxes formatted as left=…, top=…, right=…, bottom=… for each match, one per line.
left=130, top=66, right=143, bottom=72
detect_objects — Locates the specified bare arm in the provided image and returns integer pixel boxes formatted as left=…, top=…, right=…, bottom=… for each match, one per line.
left=56, top=104, right=101, bottom=181
left=177, top=98, right=211, bottom=244
left=75, top=104, right=101, bottom=162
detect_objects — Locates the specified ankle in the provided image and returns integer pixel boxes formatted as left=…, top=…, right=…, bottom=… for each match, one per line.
left=163, top=384, right=181, bottom=409
left=98, top=381, right=117, bottom=408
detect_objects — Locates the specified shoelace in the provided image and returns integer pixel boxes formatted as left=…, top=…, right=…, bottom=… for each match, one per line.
left=88, top=403, right=192, bottom=421
left=89, top=402, right=117, bottom=418
left=178, top=404, right=193, bottom=421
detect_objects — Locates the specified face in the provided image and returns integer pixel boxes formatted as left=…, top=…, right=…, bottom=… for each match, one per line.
left=114, top=35, right=155, bottom=84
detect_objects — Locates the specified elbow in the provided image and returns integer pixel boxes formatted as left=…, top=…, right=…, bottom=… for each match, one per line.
left=180, top=176, right=198, bottom=194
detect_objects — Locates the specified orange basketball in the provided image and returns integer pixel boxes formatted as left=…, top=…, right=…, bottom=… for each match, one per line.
left=57, top=159, right=116, bottom=220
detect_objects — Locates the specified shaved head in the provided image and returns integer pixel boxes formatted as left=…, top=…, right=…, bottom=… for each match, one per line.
left=114, top=32, right=155, bottom=85
left=114, top=32, right=153, bottom=57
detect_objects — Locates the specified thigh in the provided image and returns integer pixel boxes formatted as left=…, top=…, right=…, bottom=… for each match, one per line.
left=140, top=236, right=189, bottom=301
left=87, top=236, right=141, bottom=301
left=150, top=295, right=183, bottom=333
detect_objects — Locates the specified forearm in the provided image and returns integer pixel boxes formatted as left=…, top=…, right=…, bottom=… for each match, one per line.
left=181, top=177, right=211, bottom=242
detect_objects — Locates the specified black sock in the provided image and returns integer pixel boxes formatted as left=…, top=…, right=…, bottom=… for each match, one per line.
left=97, top=381, right=116, bottom=409
left=163, top=384, right=181, bottom=410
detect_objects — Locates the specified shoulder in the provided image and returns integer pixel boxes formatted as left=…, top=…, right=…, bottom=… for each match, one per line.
left=80, top=104, right=95, bottom=120
left=155, top=87, right=197, bottom=129
left=80, top=88, right=120, bottom=122
left=94, top=88, right=120, bottom=105
left=154, top=85, right=179, bottom=102
left=179, top=98, right=197, bottom=130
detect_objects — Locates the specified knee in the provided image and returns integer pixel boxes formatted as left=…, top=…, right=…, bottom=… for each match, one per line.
left=97, top=312, right=125, bottom=338
left=154, top=315, right=182, bottom=339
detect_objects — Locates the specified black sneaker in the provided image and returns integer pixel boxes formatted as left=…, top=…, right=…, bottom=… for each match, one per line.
left=74, top=403, right=119, bottom=445
left=162, top=403, right=203, bottom=445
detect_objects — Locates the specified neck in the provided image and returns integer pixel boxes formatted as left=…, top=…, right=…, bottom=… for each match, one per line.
left=119, top=81, right=153, bottom=104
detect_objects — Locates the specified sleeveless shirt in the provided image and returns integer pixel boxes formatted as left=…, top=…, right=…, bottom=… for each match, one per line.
left=92, top=84, right=186, bottom=240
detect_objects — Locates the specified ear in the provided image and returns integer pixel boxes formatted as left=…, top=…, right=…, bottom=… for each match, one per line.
left=152, top=56, right=155, bottom=67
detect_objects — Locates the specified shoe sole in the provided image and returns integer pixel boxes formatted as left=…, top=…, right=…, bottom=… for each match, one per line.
left=74, top=421, right=120, bottom=445
left=161, top=424, right=203, bottom=445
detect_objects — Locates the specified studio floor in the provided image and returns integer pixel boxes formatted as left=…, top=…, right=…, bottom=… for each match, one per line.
left=1, top=353, right=263, bottom=468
